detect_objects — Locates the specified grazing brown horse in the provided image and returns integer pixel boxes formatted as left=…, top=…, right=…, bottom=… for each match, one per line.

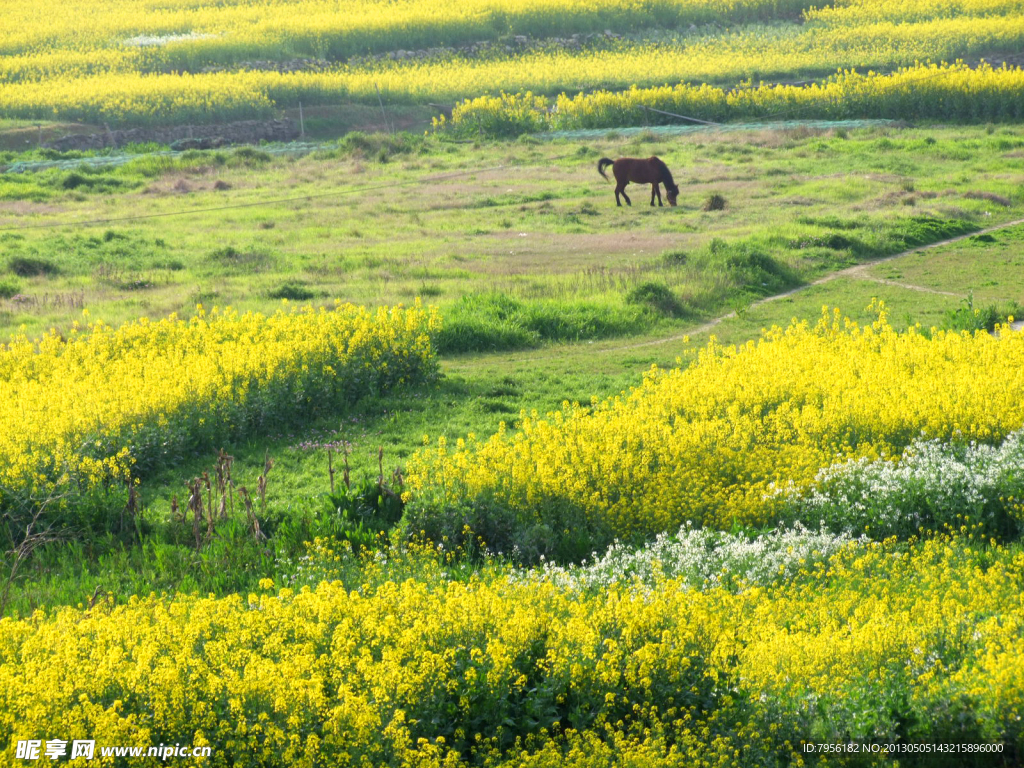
left=597, top=156, right=679, bottom=207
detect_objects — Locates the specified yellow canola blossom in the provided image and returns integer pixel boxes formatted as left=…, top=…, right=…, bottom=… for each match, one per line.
left=0, top=0, right=1022, bottom=123
left=407, top=308, right=1024, bottom=536
left=0, top=0, right=822, bottom=65
left=447, top=62, right=1024, bottom=134
left=370, top=19, right=1024, bottom=103
left=806, top=0, right=1024, bottom=24
left=4, top=43, right=1024, bottom=126
left=0, top=536, right=1020, bottom=765
left=0, top=302, right=439, bottom=505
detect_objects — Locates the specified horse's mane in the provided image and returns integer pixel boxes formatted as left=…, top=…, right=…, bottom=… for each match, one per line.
left=652, top=156, right=677, bottom=190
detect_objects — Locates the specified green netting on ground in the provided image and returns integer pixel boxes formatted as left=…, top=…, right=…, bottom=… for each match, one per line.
left=2, top=142, right=325, bottom=174
left=542, top=119, right=899, bottom=140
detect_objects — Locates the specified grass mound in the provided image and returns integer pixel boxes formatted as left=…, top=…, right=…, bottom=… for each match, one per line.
left=434, top=292, right=648, bottom=354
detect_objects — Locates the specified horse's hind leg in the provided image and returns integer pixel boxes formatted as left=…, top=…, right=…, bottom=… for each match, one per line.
left=651, top=184, right=662, bottom=207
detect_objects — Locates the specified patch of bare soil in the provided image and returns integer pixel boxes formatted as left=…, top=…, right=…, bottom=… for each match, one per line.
left=969, top=51, right=1024, bottom=69
left=0, top=201, right=67, bottom=223
left=0, top=122, right=99, bottom=153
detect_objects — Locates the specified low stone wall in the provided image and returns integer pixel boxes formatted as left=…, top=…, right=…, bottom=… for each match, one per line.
left=45, top=119, right=300, bottom=152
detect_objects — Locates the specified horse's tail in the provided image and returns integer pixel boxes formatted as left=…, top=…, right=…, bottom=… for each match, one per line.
left=597, top=158, right=614, bottom=181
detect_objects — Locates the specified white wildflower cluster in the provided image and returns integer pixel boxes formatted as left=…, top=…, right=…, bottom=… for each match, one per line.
left=783, top=429, right=1024, bottom=537
left=123, top=32, right=217, bottom=47
left=523, top=522, right=861, bottom=592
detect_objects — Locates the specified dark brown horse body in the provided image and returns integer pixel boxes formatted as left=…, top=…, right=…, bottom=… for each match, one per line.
left=597, top=156, right=679, bottom=207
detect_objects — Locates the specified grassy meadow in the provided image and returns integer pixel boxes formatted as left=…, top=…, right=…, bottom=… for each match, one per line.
left=2, top=125, right=1022, bottom=340
left=3, top=0, right=1024, bottom=759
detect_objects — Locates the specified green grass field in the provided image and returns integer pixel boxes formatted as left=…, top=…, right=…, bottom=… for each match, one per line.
left=2, top=124, right=1021, bottom=340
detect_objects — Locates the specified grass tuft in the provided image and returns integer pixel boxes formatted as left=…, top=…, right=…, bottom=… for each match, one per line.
left=702, top=193, right=727, bottom=211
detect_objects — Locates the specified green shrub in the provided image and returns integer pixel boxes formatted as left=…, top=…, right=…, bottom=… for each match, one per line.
left=339, top=132, right=421, bottom=160
left=56, top=169, right=135, bottom=193
left=790, top=232, right=856, bottom=250
left=721, top=245, right=799, bottom=295
left=228, top=147, right=272, bottom=166
left=61, top=172, right=91, bottom=190
left=8, top=256, right=58, bottom=277
left=626, top=282, right=690, bottom=318
left=268, top=282, right=317, bottom=301
left=0, top=278, right=21, bottom=299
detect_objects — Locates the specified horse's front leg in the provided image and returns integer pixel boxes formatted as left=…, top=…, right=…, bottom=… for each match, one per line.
left=651, top=184, right=662, bottom=207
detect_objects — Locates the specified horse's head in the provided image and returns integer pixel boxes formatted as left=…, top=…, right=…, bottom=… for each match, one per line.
left=666, top=183, right=679, bottom=207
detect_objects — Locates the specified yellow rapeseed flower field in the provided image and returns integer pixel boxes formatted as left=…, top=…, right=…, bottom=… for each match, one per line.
left=407, top=307, right=1024, bottom=537
left=0, top=0, right=834, bottom=68
left=0, top=535, right=1020, bottom=764
left=0, top=302, right=438, bottom=513
left=0, top=0, right=1020, bottom=124
left=445, top=62, right=1024, bottom=134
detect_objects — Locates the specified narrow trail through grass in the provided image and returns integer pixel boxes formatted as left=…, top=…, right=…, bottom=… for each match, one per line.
left=852, top=275, right=960, bottom=296
left=586, top=215, right=1024, bottom=353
